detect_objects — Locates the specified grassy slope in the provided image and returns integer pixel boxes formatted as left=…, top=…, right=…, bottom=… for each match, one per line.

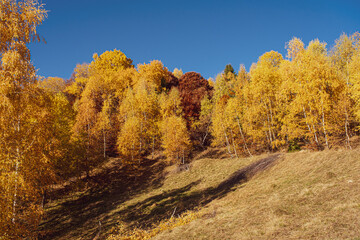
left=41, top=148, right=360, bottom=239
left=154, top=149, right=360, bottom=240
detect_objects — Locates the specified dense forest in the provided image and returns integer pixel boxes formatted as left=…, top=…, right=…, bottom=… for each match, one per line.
left=1, top=0, right=360, bottom=238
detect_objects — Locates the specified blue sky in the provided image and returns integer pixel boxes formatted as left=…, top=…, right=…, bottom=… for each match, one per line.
left=29, top=0, right=360, bottom=80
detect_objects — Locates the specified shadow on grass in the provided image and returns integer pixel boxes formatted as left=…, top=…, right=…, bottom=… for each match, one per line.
left=40, top=153, right=281, bottom=239
left=39, top=155, right=168, bottom=240
left=114, top=153, right=281, bottom=228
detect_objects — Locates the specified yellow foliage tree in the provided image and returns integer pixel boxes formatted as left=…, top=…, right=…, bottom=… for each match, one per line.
left=280, top=38, right=344, bottom=149
left=245, top=51, right=284, bottom=150
left=173, top=68, right=184, bottom=79
left=136, top=60, right=169, bottom=92
left=330, top=33, right=360, bottom=148
left=161, top=115, right=191, bottom=164
left=0, top=0, right=50, bottom=237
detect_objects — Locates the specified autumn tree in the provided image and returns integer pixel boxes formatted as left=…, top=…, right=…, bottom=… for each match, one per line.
left=330, top=32, right=360, bottom=148
left=232, top=65, right=252, bottom=156
left=39, top=77, right=67, bottom=93
left=280, top=38, right=344, bottom=149
left=65, top=63, right=91, bottom=104
left=173, top=68, right=183, bottom=79
left=245, top=51, right=284, bottom=150
left=224, top=64, right=237, bottom=82
left=178, top=72, right=213, bottom=125
left=162, top=72, right=179, bottom=92
left=0, top=0, right=51, bottom=237
left=161, top=115, right=191, bottom=164
left=117, top=61, right=170, bottom=164
left=159, top=88, right=191, bottom=163
left=193, top=94, right=213, bottom=147
left=136, top=60, right=169, bottom=92
left=71, top=49, right=134, bottom=171
left=211, top=92, right=234, bottom=155
left=349, top=38, right=360, bottom=126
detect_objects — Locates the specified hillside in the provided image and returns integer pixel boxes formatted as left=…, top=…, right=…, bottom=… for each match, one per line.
left=39, top=147, right=360, bottom=239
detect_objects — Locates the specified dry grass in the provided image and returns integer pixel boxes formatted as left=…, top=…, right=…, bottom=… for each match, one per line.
left=40, top=147, right=360, bottom=240
left=153, top=149, right=360, bottom=240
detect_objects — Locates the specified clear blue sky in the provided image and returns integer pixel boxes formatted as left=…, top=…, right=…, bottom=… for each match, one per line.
left=29, top=0, right=360, bottom=80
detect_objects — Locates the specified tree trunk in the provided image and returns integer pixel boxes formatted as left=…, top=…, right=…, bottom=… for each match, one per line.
left=345, top=108, right=351, bottom=149
left=140, top=121, right=143, bottom=152
left=266, top=113, right=273, bottom=149
left=230, top=128, right=238, bottom=158
left=12, top=155, right=19, bottom=224
left=221, top=122, right=232, bottom=156
left=236, top=116, right=252, bottom=157
left=152, top=135, right=155, bottom=160
left=201, top=121, right=211, bottom=147
left=182, top=149, right=185, bottom=164
left=306, top=105, right=319, bottom=146
left=103, top=130, right=106, bottom=159
left=41, top=189, right=46, bottom=209
left=302, top=106, right=313, bottom=138
left=344, top=61, right=353, bottom=147
left=267, top=99, right=277, bottom=141
left=12, top=118, right=21, bottom=224
left=321, top=104, right=329, bottom=149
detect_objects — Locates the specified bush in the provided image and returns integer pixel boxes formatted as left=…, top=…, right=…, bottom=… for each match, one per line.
left=288, top=140, right=301, bottom=152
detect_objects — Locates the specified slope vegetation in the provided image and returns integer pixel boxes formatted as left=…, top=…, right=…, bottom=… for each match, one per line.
left=40, top=148, right=360, bottom=239
left=154, top=149, right=360, bottom=240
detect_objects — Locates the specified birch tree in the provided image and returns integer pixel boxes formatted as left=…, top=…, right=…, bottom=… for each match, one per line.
left=0, top=0, right=51, bottom=237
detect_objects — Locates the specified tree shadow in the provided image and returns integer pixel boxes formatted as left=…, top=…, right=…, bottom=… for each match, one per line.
left=39, top=155, right=169, bottom=239
left=39, top=153, right=281, bottom=239
left=103, top=154, right=281, bottom=237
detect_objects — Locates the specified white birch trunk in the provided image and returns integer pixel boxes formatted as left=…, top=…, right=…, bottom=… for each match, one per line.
left=12, top=118, right=21, bottom=224
left=321, top=104, right=329, bottom=149
left=345, top=108, right=351, bottom=149
left=236, top=116, right=252, bottom=157
left=230, top=128, right=238, bottom=158
left=221, top=122, right=232, bottom=156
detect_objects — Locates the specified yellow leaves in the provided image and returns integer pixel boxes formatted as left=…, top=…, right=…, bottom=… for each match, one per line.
left=117, top=81, right=161, bottom=163
left=173, top=68, right=183, bottom=78
left=159, top=88, right=182, bottom=118
left=90, top=49, right=133, bottom=78
left=258, top=50, right=283, bottom=68
left=117, top=115, right=142, bottom=163
left=286, top=37, right=305, bottom=60
left=0, top=0, right=46, bottom=53
left=65, top=63, right=90, bottom=97
left=107, top=210, right=200, bottom=240
left=39, top=77, right=66, bottom=93
left=161, top=115, right=191, bottom=162
left=114, top=67, right=138, bottom=99
left=349, top=49, right=360, bottom=121
left=250, top=51, right=283, bottom=100
left=136, top=60, right=169, bottom=92
left=330, top=33, right=359, bottom=70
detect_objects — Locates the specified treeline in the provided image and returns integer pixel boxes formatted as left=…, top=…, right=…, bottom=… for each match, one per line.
left=2, top=0, right=360, bottom=238
left=56, top=52, right=213, bottom=173
left=211, top=34, right=360, bottom=156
